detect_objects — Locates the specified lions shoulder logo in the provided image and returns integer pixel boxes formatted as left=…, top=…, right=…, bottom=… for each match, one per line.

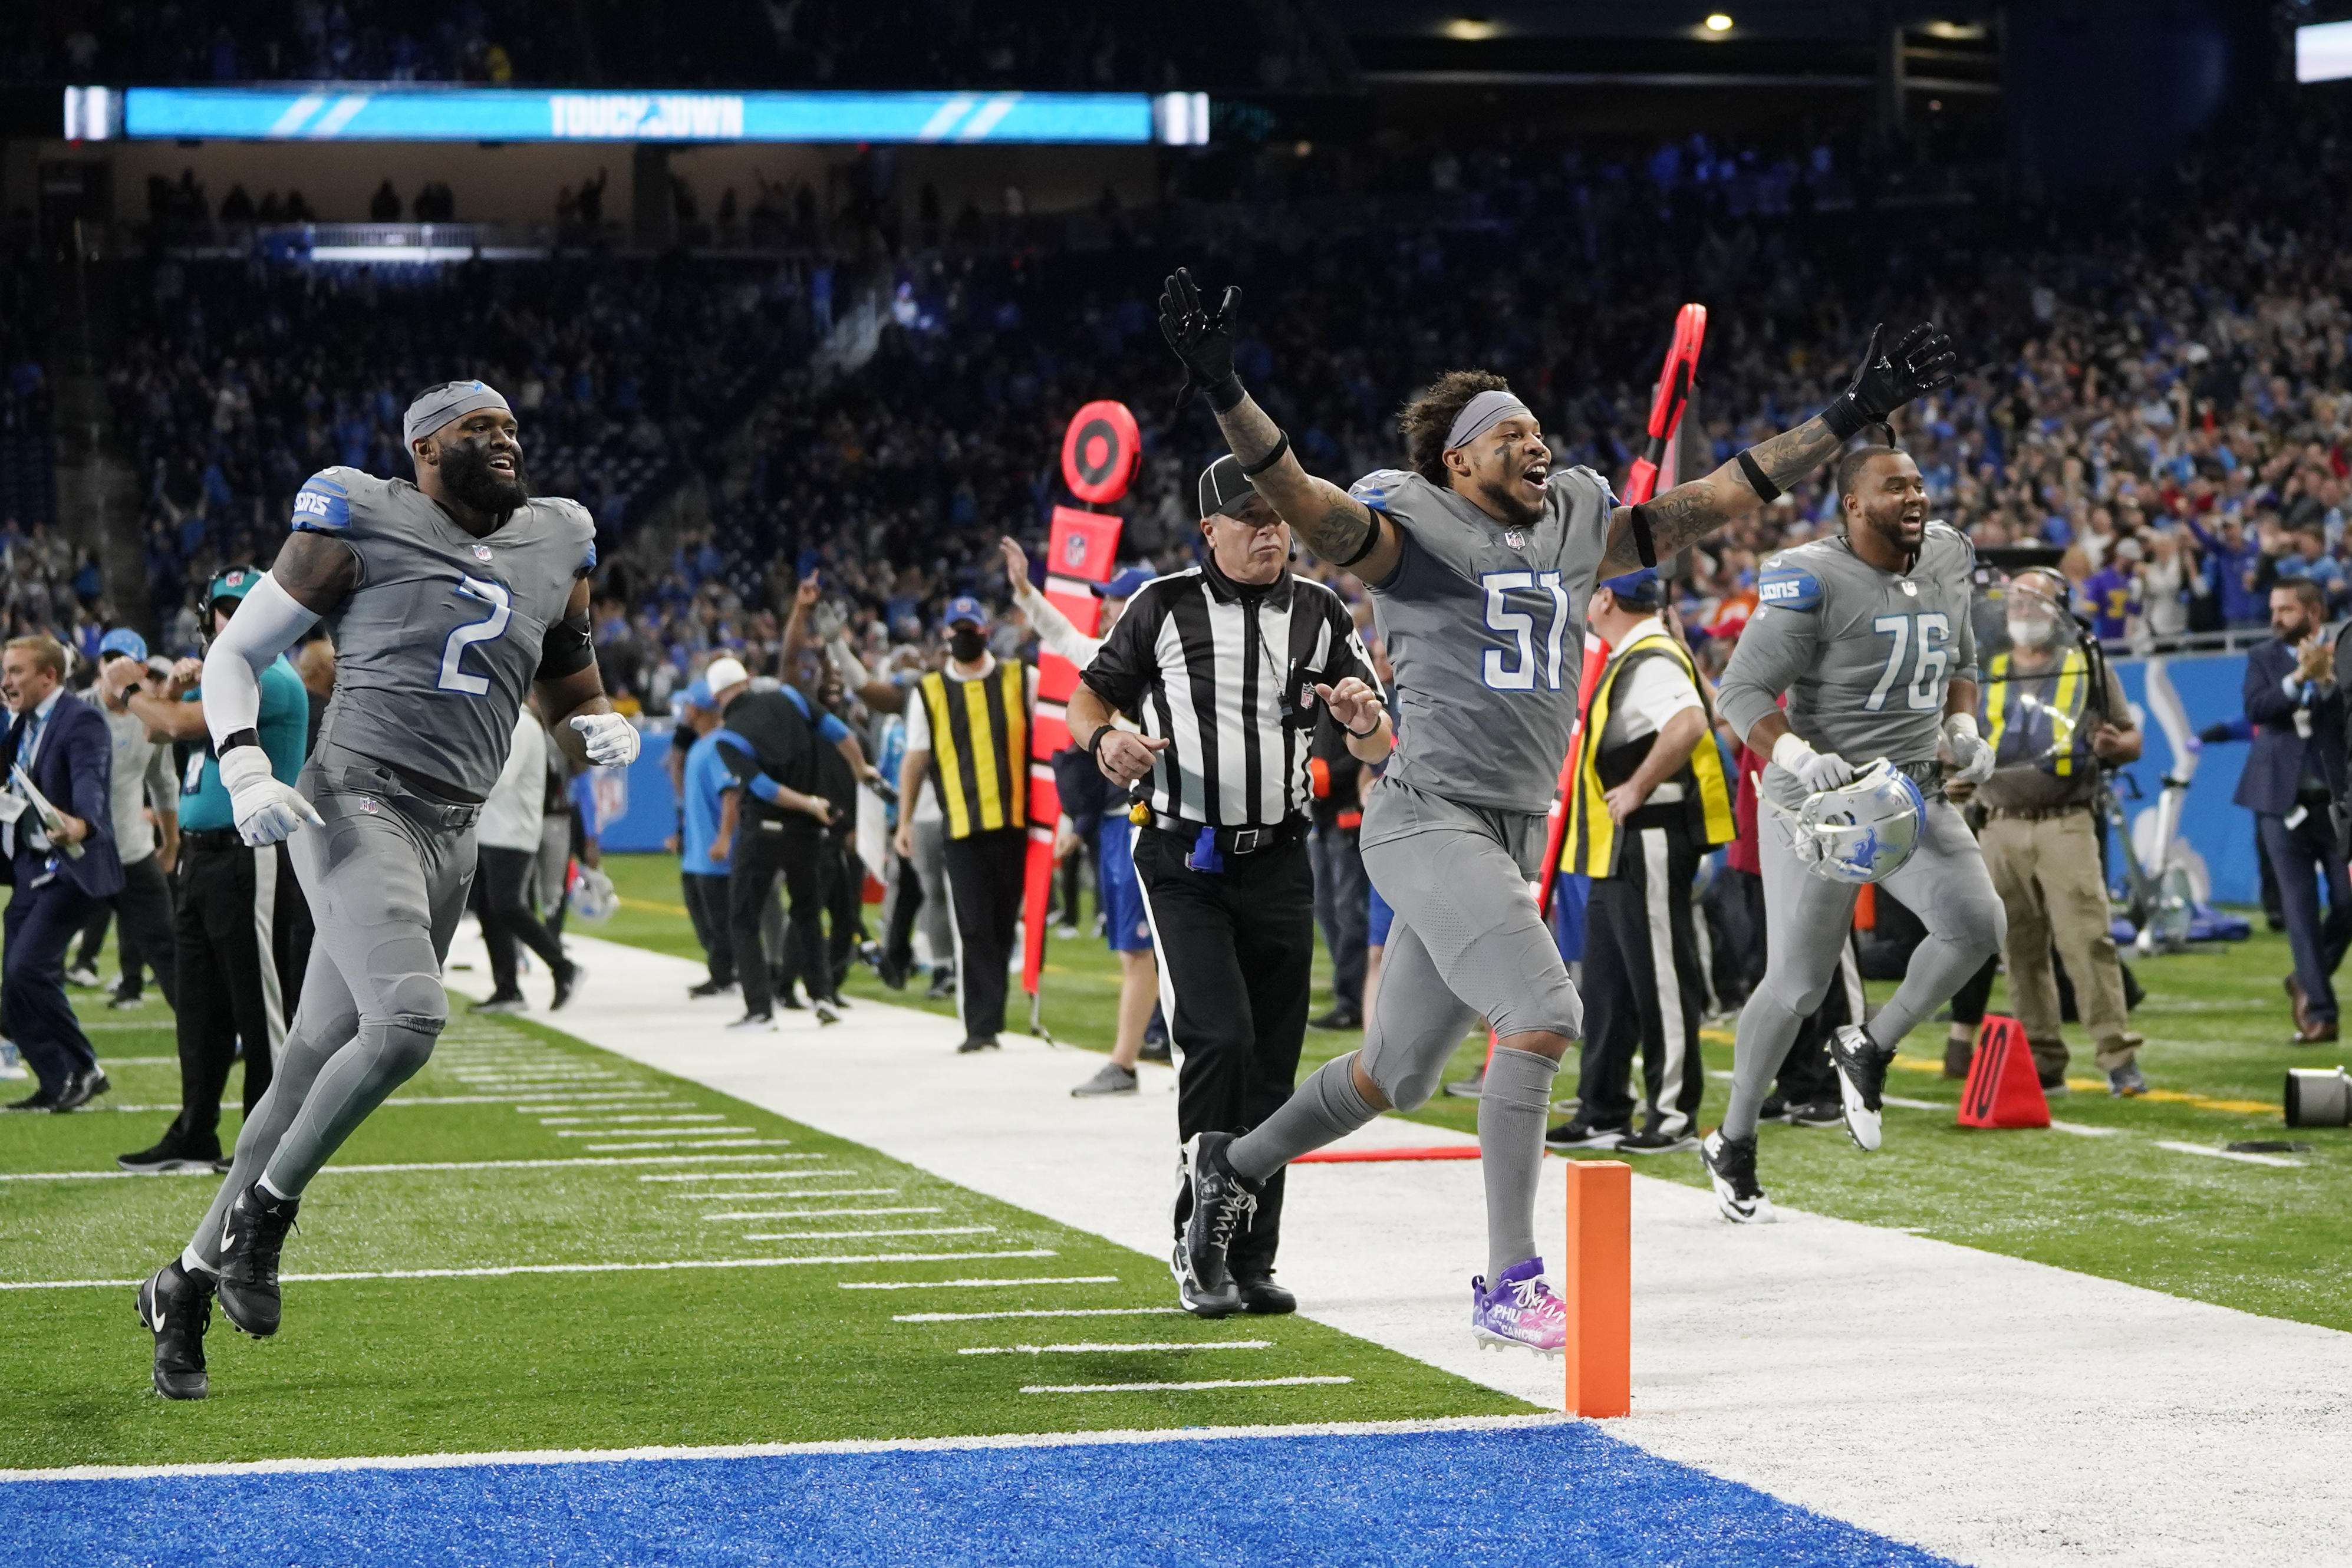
left=1755, top=560, right=1823, bottom=611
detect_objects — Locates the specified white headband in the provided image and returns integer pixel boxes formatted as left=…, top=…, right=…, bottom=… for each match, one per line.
left=1445, top=388, right=1533, bottom=451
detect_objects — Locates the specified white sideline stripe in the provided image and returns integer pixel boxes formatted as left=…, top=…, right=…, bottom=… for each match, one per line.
left=1022, top=1376, right=1353, bottom=1394
left=669, top=1188, right=890, bottom=1200
left=0, top=1414, right=1569, bottom=1482
left=2153, top=1139, right=2305, bottom=1168
left=2048, top=1119, right=2129, bottom=1138
left=0, top=1249, right=1056, bottom=1292
left=840, top=1276, right=1116, bottom=1291
left=512, top=1098, right=686, bottom=1111
left=741, top=1226, right=994, bottom=1241
left=637, top=1164, right=825, bottom=1179
left=897, top=1307, right=1187, bottom=1322
left=1879, top=1096, right=1945, bottom=1111
left=536, top=1115, right=725, bottom=1126
left=958, top=1342, right=1270, bottom=1355
left=83, top=1055, right=179, bottom=1063
left=584, top=1139, right=779, bottom=1151
left=706, top=1207, right=938, bottom=1220
left=555, top=1126, right=750, bottom=1137
left=0, top=1153, right=802, bottom=1182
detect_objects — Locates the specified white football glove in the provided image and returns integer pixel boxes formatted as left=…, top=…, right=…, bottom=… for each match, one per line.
left=1943, top=712, right=1996, bottom=785
left=1771, top=732, right=1856, bottom=794
left=219, top=745, right=324, bottom=846
left=570, top=711, right=641, bottom=767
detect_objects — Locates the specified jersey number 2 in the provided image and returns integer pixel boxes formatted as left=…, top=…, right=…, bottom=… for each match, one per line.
left=1865, top=611, right=1950, bottom=712
left=438, top=575, right=513, bottom=696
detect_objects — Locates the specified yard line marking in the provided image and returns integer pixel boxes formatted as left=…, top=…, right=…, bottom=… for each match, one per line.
left=742, top=1226, right=995, bottom=1240
left=587, top=1139, right=785, bottom=1152
left=0, top=1153, right=805, bottom=1184
left=511, top=1099, right=686, bottom=1111
left=560, top=1127, right=753, bottom=1138
left=657, top=1171, right=855, bottom=1187
left=2048, top=1119, right=2128, bottom=1137
left=0, top=1249, right=1057, bottom=1292
left=85, top=1096, right=605, bottom=1111
left=841, top=1276, right=1116, bottom=1291
left=0, top=1414, right=1568, bottom=1481
left=1880, top=1095, right=1945, bottom=1111
left=705, top=1207, right=938, bottom=1220
left=536, top=1115, right=727, bottom=1126
left=2153, top=1139, right=2304, bottom=1168
left=636, top=1163, right=826, bottom=1179
left=897, top=1307, right=1186, bottom=1322
left=1022, top=1376, right=1352, bottom=1394
left=959, top=1342, right=1270, bottom=1355
left=83, top=1055, right=179, bottom=1063
left=668, top=1187, right=888, bottom=1200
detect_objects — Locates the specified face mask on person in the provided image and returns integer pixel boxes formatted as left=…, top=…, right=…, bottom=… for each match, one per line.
left=2007, top=615, right=2056, bottom=650
left=950, top=628, right=986, bottom=663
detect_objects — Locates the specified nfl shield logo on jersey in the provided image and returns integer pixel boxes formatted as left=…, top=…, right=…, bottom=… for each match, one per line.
left=473, top=545, right=493, bottom=562
left=1504, top=529, right=1526, bottom=549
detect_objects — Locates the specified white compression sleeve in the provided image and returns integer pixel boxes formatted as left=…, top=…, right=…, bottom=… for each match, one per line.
left=202, top=572, right=322, bottom=752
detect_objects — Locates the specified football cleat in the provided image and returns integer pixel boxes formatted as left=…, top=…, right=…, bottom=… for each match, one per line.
left=1700, top=1129, right=1774, bottom=1224
left=1544, top=1118, right=1626, bottom=1149
left=137, top=1260, right=215, bottom=1399
left=1616, top=1126, right=1699, bottom=1155
left=118, top=1125, right=225, bottom=1174
left=215, top=1181, right=301, bottom=1337
left=1827, top=1023, right=1890, bottom=1152
left=550, top=961, right=582, bottom=1012
left=1470, top=1258, right=1566, bottom=1355
left=726, top=1011, right=779, bottom=1033
left=1232, top=1269, right=1296, bottom=1316
left=1173, top=1131, right=1256, bottom=1312
left=687, top=978, right=737, bottom=999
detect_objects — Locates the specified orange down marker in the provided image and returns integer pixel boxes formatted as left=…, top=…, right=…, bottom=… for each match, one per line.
left=1563, top=1159, right=1630, bottom=1417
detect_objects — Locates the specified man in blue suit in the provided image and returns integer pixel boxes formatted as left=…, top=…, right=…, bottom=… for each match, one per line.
left=2237, top=580, right=2351, bottom=1044
left=2, top=634, right=124, bottom=1109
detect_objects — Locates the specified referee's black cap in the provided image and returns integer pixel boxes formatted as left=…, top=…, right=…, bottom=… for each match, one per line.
left=1198, top=454, right=1257, bottom=520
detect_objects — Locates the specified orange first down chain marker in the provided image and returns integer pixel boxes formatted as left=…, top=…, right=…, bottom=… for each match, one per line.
left=1563, top=1159, right=1630, bottom=1418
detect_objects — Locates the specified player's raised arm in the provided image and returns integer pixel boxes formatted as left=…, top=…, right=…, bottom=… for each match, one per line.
left=1598, top=322, right=1956, bottom=577
left=1158, top=268, right=1402, bottom=582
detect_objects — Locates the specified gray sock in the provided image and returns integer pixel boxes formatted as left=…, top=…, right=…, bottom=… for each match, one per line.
left=1227, top=1052, right=1379, bottom=1182
left=1480, top=1047, right=1562, bottom=1282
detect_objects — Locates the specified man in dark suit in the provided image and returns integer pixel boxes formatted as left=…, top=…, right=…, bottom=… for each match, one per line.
left=2237, top=580, right=2351, bottom=1044
left=2, top=634, right=124, bottom=1109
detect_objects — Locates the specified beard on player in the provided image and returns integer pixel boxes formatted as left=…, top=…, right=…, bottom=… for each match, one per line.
left=440, top=432, right=532, bottom=513
left=1400, top=368, right=1550, bottom=528
left=1457, top=431, right=1551, bottom=529
left=1839, top=446, right=1927, bottom=557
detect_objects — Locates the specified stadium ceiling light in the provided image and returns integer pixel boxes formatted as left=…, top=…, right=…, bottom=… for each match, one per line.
left=1442, top=17, right=1501, bottom=41
left=1704, top=14, right=1735, bottom=33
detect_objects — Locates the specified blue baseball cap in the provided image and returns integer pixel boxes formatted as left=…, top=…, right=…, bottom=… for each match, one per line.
left=1600, top=569, right=1663, bottom=608
left=1093, top=566, right=1154, bottom=601
left=942, top=595, right=987, bottom=630
left=98, top=628, right=148, bottom=663
left=679, top=678, right=714, bottom=711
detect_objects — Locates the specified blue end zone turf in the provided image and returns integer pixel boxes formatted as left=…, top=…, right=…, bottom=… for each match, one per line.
left=12, top=1424, right=1952, bottom=1567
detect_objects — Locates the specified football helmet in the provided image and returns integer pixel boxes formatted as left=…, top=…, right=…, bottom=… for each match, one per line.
left=1780, top=759, right=1928, bottom=885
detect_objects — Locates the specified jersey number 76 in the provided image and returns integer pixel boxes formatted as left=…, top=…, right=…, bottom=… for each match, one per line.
left=1865, top=611, right=1950, bottom=712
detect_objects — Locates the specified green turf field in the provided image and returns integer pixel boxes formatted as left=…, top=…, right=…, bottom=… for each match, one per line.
left=0, top=961, right=1530, bottom=1472
left=597, top=852, right=2352, bottom=1335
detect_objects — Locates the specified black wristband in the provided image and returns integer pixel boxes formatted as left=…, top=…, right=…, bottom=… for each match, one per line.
left=1821, top=395, right=1868, bottom=442
left=1205, top=375, right=1246, bottom=414
left=1735, top=448, right=1781, bottom=503
left=1239, top=431, right=1290, bottom=477
left=1345, top=717, right=1382, bottom=740
left=1333, top=512, right=1386, bottom=571
left=218, top=728, right=261, bottom=755
left=1086, top=724, right=1115, bottom=764
left=1628, top=503, right=1658, bottom=569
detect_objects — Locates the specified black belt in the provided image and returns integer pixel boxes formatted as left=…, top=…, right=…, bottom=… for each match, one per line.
left=1143, top=812, right=1305, bottom=857
left=180, top=828, right=245, bottom=851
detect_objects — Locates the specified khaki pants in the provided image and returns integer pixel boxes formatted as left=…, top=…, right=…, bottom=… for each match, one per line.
left=1981, top=809, right=2137, bottom=1076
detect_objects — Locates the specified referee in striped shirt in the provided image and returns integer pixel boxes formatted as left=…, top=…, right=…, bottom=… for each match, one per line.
left=1066, top=456, right=1391, bottom=1317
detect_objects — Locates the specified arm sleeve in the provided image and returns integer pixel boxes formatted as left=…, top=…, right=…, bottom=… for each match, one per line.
left=774, top=682, right=851, bottom=746
left=714, top=729, right=784, bottom=805
left=200, top=573, right=322, bottom=753
left=1014, top=581, right=1104, bottom=667
left=1078, top=593, right=1156, bottom=713
left=1717, top=602, right=1821, bottom=743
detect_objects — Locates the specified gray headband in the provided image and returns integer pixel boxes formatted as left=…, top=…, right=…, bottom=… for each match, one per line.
left=403, top=381, right=513, bottom=449
left=1445, top=388, right=1533, bottom=451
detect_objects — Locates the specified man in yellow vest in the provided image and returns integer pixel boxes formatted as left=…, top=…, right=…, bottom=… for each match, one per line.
left=1974, top=568, right=2147, bottom=1095
left=894, top=595, right=1039, bottom=1053
left=1549, top=570, right=1734, bottom=1152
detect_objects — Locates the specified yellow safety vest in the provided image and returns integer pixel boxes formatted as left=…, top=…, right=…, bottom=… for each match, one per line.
left=1563, top=629, right=1735, bottom=877
left=918, top=661, right=1030, bottom=839
left=1982, top=647, right=2091, bottom=776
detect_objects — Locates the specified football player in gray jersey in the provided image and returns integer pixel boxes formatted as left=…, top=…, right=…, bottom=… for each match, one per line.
left=1154, top=267, right=1955, bottom=1349
left=136, top=380, right=641, bottom=1400
left=1704, top=446, right=2005, bottom=1223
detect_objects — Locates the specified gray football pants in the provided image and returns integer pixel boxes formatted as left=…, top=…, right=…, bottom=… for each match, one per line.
left=1722, top=796, right=2004, bottom=1142
left=187, top=744, right=477, bottom=1266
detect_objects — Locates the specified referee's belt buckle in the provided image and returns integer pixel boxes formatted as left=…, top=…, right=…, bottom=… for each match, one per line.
left=1227, top=825, right=1274, bottom=855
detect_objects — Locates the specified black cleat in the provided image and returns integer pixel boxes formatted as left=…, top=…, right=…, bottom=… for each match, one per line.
left=1233, top=1269, right=1296, bottom=1316
left=955, top=1035, right=999, bottom=1054
left=1827, top=1024, right=1891, bottom=1151
left=687, top=977, right=737, bottom=999
left=118, top=1125, right=225, bottom=1174
left=137, top=1261, right=214, bottom=1399
left=1544, top=1118, right=1627, bottom=1150
left=1699, top=1130, right=1774, bottom=1225
left=1173, top=1132, right=1257, bottom=1313
left=53, top=1068, right=110, bottom=1112
left=550, top=961, right=582, bottom=1011
left=214, top=1182, right=301, bottom=1337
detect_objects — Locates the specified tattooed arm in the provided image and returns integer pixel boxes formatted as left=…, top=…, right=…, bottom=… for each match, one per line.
left=1211, top=393, right=1404, bottom=583
left=1597, top=414, right=1843, bottom=577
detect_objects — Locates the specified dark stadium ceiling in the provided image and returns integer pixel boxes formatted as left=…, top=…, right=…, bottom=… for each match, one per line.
left=1340, top=2, right=1996, bottom=42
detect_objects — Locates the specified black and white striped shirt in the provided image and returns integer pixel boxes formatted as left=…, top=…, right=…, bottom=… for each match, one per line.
left=1079, top=561, right=1381, bottom=829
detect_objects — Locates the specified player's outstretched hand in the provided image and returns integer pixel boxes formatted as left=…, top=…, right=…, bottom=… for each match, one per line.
left=1158, top=266, right=1243, bottom=412
left=1770, top=732, right=1855, bottom=796
left=571, top=711, right=641, bottom=767
left=1826, top=322, right=1957, bottom=439
left=219, top=747, right=324, bottom=846
left=1943, top=713, right=1996, bottom=785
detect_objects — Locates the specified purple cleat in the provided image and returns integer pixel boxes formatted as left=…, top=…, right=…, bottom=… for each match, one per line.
left=1470, top=1256, right=1566, bottom=1356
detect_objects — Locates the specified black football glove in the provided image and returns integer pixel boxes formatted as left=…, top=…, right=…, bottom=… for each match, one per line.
left=1158, top=266, right=1245, bottom=413
left=1824, top=321, right=1957, bottom=440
